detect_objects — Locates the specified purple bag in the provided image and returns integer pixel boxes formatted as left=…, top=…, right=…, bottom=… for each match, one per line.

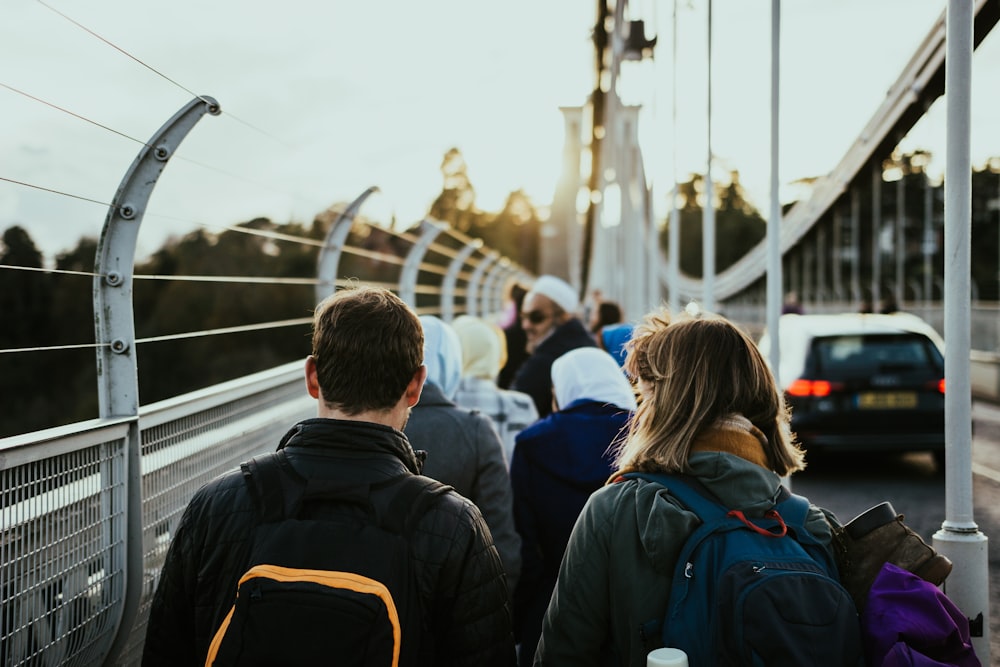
left=862, top=562, right=980, bottom=667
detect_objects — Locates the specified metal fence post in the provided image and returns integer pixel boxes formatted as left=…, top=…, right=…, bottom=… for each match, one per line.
left=316, top=186, right=379, bottom=304
left=93, top=96, right=220, bottom=665
left=482, top=258, right=511, bottom=320
left=466, top=251, right=499, bottom=319
left=440, top=239, right=482, bottom=322
left=399, top=219, right=445, bottom=309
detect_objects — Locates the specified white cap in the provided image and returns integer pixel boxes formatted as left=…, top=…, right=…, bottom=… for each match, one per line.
left=527, top=275, right=579, bottom=315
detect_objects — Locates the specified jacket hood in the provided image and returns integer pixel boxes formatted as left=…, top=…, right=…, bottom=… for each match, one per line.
left=414, top=380, right=454, bottom=408
left=420, top=315, right=463, bottom=399
left=277, top=417, right=424, bottom=474
left=628, top=452, right=786, bottom=572
left=452, top=315, right=503, bottom=380
left=517, top=401, right=630, bottom=487
left=552, top=347, right=636, bottom=411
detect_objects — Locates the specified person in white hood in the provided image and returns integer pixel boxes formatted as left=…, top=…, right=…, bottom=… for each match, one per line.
left=451, top=315, right=539, bottom=466
left=510, top=347, right=635, bottom=667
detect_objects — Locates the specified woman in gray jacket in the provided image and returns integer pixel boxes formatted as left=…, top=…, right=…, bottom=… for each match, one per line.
left=534, top=309, right=846, bottom=667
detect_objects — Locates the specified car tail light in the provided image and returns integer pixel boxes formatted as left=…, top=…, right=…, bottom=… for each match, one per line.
left=787, top=379, right=840, bottom=397
left=923, top=378, right=945, bottom=393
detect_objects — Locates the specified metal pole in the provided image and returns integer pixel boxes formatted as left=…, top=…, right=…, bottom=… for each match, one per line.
left=833, top=205, right=843, bottom=300
left=933, top=1, right=990, bottom=661
left=852, top=187, right=861, bottom=306
left=872, top=160, right=883, bottom=312
left=668, top=0, right=681, bottom=313
left=466, top=251, right=499, bottom=319
left=924, top=172, right=933, bottom=304
left=398, top=219, right=445, bottom=309
left=580, top=0, right=610, bottom=301
left=817, top=226, right=826, bottom=304
left=94, top=96, right=220, bottom=666
left=440, top=238, right=481, bottom=322
left=767, top=0, right=781, bottom=386
left=316, top=186, right=379, bottom=304
left=702, top=0, right=716, bottom=312
left=896, top=172, right=906, bottom=306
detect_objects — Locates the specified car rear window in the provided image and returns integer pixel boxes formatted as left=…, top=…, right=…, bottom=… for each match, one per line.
left=811, top=334, right=942, bottom=374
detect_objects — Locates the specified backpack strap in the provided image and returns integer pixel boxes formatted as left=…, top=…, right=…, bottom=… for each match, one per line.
left=241, top=451, right=296, bottom=523
left=622, top=471, right=808, bottom=532
left=377, top=474, right=453, bottom=537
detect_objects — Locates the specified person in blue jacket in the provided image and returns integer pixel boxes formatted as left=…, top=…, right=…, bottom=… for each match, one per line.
left=510, top=347, right=636, bottom=667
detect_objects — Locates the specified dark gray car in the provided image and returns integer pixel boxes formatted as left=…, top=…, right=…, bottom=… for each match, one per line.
left=759, top=313, right=946, bottom=465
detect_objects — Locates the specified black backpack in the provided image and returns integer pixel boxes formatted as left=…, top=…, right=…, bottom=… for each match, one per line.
left=624, top=472, right=864, bottom=666
left=206, top=450, right=451, bottom=666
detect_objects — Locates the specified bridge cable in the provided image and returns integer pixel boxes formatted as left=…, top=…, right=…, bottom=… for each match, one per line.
left=34, top=0, right=290, bottom=150
left=0, top=82, right=328, bottom=212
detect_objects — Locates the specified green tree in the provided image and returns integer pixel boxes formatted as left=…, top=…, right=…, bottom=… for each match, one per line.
left=428, top=148, right=540, bottom=273
left=0, top=226, right=57, bottom=436
left=50, top=237, right=101, bottom=423
left=132, top=220, right=315, bottom=405
left=429, top=148, right=478, bottom=233
left=0, top=226, right=50, bottom=345
left=660, top=171, right=766, bottom=277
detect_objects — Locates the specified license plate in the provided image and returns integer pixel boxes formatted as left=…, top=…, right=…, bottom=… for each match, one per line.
left=857, top=391, right=918, bottom=409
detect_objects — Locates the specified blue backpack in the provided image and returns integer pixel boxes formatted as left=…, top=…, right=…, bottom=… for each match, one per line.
left=625, top=473, right=864, bottom=666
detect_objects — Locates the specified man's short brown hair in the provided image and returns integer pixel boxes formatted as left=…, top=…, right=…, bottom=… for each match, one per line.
left=311, top=286, right=423, bottom=414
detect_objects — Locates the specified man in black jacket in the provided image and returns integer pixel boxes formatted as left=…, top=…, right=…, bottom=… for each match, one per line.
left=511, top=275, right=596, bottom=418
left=142, top=286, right=516, bottom=666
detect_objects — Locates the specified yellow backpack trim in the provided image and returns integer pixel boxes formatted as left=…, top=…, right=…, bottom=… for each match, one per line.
left=205, top=564, right=402, bottom=666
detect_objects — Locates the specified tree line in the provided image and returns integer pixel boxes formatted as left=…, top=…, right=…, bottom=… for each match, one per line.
left=4, top=148, right=998, bottom=438
left=0, top=151, right=544, bottom=438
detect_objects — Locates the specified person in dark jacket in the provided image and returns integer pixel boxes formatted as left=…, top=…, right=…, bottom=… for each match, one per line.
left=510, top=347, right=636, bottom=667
left=511, top=275, right=596, bottom=417
left=498, top=281, right=529, bottom=389
left=405, top=315, right=522, bottom=593
left=142, top=286, right=515, bottom=666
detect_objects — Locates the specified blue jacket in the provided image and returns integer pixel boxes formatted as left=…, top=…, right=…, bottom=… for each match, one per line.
left=509, top=399, right=631, bottom=667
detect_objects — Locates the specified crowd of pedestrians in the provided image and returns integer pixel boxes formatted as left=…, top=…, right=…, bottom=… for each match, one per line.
left=145, top=276, right=948, bottom=666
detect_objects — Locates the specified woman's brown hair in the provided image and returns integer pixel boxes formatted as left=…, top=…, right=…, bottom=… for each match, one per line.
left=615, top=309, right=804, bottom=476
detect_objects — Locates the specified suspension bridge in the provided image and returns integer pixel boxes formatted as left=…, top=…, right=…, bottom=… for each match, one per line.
left=2, top=1, right=1000, bottom=664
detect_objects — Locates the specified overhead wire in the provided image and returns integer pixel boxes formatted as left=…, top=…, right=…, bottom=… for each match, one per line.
left=0, top=81, right=328, bottom=214
left=2, top=4, right=499, bottom=360
left=34, top=0, right=292, bottom=151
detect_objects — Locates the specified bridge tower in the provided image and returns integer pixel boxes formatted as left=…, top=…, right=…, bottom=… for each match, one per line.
left=547, top=1, right=660, bottom=321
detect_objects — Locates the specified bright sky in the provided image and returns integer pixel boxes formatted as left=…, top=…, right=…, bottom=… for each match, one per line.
left=2, top=0, right=998, bottom=262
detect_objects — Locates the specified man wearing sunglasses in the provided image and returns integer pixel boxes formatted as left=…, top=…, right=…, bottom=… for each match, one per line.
left=511, top=275, right=596, bottom=418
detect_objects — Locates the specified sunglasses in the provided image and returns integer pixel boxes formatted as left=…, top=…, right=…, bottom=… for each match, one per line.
left=521, top=310, right=551, bottom=325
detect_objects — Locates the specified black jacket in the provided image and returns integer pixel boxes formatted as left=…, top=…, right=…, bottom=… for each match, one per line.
left=142, top=418, right=516, bottom=666
left=511, top=318, right=597, bottom=417
left=405, top=382, right=522, bottom=593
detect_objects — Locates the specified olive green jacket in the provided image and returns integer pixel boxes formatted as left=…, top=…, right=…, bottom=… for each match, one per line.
left=533, top=451, right=837, bottom=667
